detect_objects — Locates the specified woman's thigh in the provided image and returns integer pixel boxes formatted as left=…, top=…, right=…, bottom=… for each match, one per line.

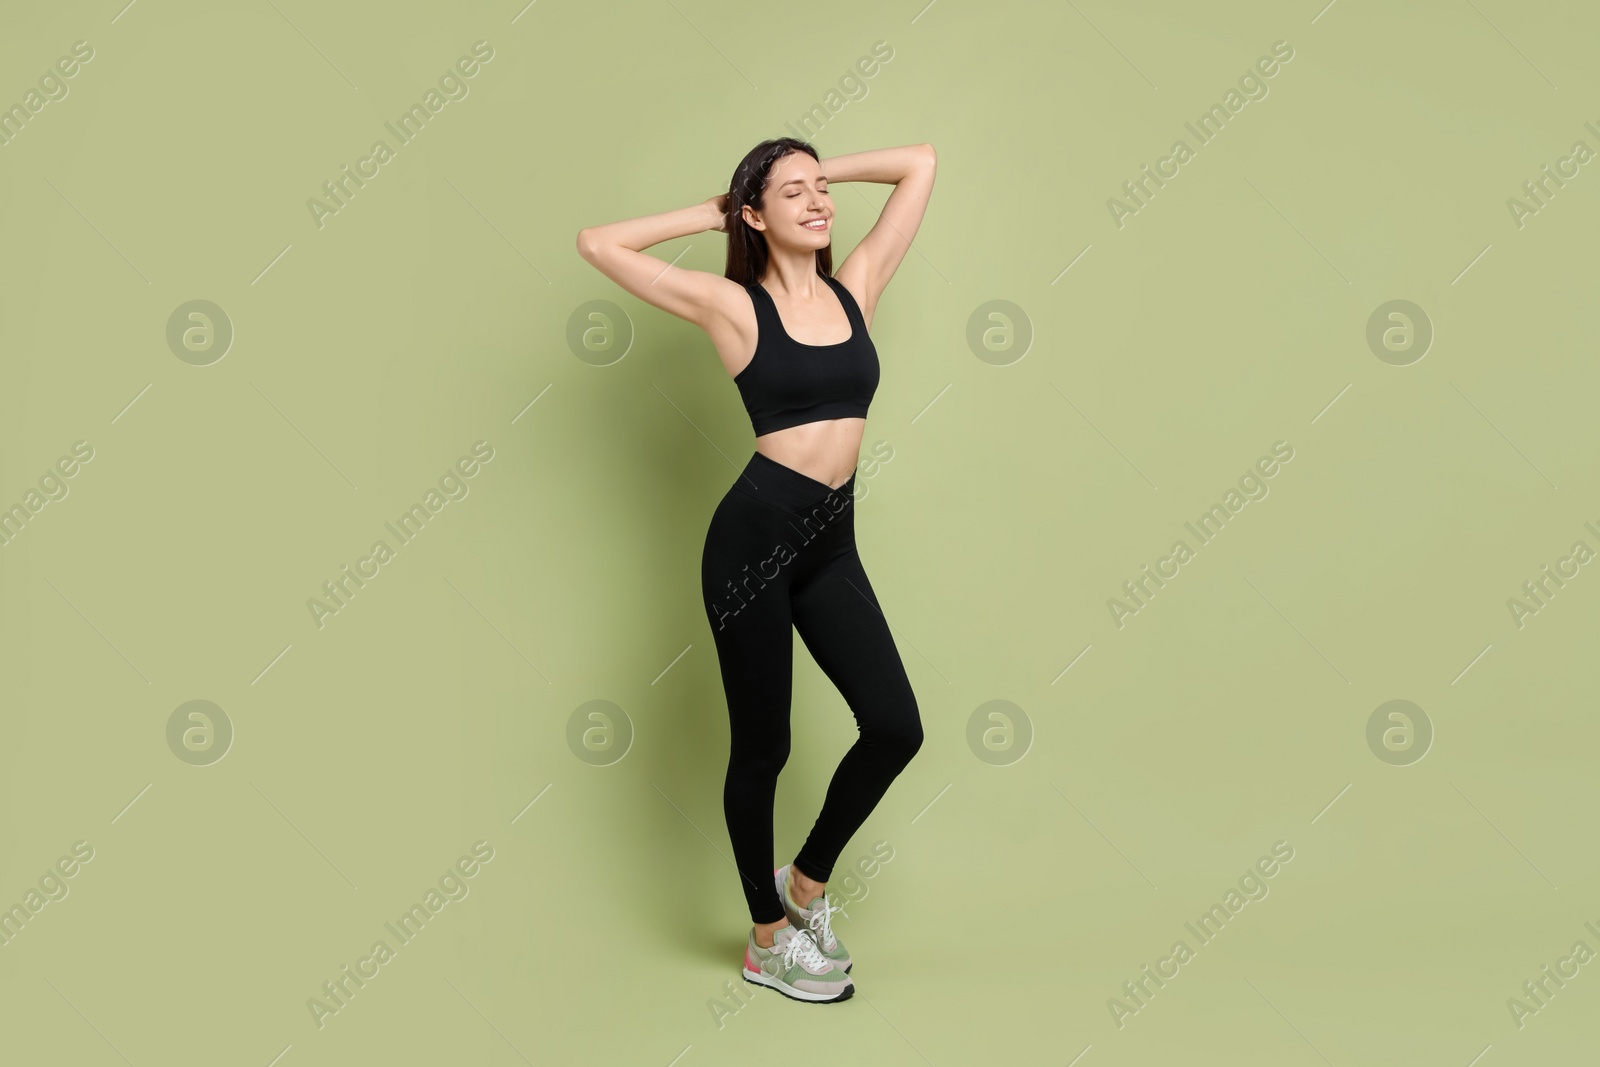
left=700, top=489, right=804, bottom=737
left=790, top=547, right=920, bottom=738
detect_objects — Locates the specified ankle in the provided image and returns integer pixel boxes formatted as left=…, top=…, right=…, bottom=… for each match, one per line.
left=753, top=917, right=788, bottom=949
left=789, top=884, right=822, bottom=909
left=789, top=870, right=826, bottom=907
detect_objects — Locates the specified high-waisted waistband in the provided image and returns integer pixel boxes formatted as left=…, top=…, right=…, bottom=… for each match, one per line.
left=732, top=450, right=857, bottom=518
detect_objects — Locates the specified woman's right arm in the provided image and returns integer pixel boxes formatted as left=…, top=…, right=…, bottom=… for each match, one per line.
left=576, top=196, right=734, bottom=331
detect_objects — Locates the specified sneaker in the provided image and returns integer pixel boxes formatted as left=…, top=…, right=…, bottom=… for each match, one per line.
left=775, top=864, right=851, bottom=973
left=741, top=923, right=853, bottom=1003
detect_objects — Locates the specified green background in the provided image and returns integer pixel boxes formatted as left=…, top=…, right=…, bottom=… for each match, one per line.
left=3, top=0, right=1598, bottom=1063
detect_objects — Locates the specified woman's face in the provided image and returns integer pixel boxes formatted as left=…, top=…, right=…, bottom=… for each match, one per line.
left=744, top=152, right=832, bottom=250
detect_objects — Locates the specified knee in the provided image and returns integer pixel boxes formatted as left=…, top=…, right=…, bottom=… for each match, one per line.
left=902, top=716, right=925, bottom=761
left=870, top=698, right=923, bottom=765
left=891, top=724, right=923, bottom=767
left=728, top=737, right=790, bottom=783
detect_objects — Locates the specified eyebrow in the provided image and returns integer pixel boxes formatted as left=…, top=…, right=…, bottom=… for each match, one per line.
left=776, top=176, right=828, bottom=189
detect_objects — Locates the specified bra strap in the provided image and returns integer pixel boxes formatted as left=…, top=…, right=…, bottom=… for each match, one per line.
left=823, top=274, right=866, bottom=333
left=744, top=282, right=779, bottom=340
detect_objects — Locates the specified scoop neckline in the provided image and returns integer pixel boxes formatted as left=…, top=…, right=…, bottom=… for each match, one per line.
left=753, top=276, right=857, bottom=350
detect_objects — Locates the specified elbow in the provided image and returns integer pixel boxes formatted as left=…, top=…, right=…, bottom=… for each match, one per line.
left=577, top=226, right=615, bottom=263
left=910, top=143, right=936, bottom=180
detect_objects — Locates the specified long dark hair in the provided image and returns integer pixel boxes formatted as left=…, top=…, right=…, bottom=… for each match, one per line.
left=723, top=137, right=833, bottom=286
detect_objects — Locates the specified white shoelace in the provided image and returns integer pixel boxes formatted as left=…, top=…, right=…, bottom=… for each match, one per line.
left=779, top=927, right=831, bottom=973
left=803, top=894, right=843, bottom=952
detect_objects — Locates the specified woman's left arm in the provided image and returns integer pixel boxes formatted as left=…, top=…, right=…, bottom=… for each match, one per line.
left=820, top=143, right=937, bottom=321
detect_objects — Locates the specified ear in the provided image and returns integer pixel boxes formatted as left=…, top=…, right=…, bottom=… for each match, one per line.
left=740, top=204, right=764, bottom=231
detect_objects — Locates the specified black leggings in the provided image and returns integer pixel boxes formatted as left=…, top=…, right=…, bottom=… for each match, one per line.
left=700, top=450, right=923, bottom=924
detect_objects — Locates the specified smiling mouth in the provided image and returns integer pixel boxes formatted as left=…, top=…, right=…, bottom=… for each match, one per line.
left=802, top=217, right=830, bottom=230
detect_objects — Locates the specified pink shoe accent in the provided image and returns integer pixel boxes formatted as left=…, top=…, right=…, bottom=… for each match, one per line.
left=745, top=946, right=761, bottom=972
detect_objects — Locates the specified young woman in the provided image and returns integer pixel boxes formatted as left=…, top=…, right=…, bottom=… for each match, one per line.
left=577, top=139, right=936, bottom=1004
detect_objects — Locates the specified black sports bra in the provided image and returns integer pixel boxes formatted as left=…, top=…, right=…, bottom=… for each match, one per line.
left=733, top=274, right=879, bottom=437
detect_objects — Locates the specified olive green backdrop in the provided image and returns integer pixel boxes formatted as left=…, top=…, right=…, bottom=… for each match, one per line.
left=2, top=0, right=1597, bottom=1063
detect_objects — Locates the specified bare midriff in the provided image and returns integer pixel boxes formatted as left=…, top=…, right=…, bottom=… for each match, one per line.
left=756, top=417, right=864, bottom=491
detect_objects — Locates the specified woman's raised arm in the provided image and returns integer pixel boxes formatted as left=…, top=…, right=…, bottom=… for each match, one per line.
left=823, top=143, right=937, bottom=322
left=576, top=196, right=736, bottom=331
